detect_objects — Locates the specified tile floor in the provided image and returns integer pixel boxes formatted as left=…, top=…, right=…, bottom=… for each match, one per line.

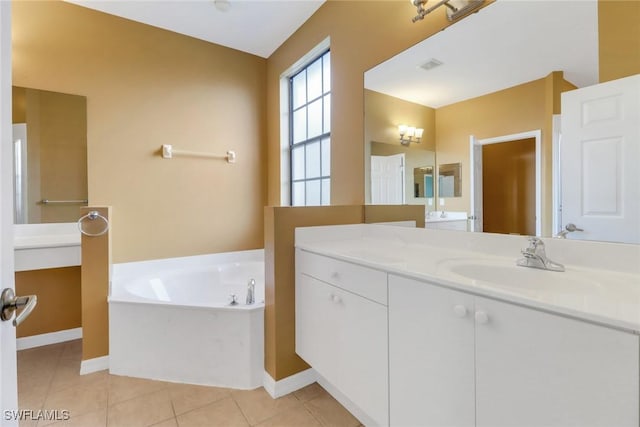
left=17, top=340, right=361, bottom=427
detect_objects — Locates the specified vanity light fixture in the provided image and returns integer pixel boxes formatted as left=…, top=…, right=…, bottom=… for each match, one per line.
left=399, top=125, right=424, bottom=146
left=410, top=0, right=484, bottom=23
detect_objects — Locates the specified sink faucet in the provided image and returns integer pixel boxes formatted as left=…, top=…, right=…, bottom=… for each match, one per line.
left=246, top=278, right=255, bottom=305
left=516, top=237, right=565, bottom=272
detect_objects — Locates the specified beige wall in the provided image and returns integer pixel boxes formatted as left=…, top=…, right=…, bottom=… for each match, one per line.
left=80, top=206, right=110, bottom=361
left=365, top=89, right=436, bottom=205
left=599, top=0, right=640, bottom=82
left=12, top=1, right=267, bottom=262
left=266, top=1, right=492, bottom=207
left=264, top=204, right=424, bottom=381
left=434, top=73, right=573, bottom=236
left=365, top=89, right=436, bottom=151
left=270, top=0, right=636, bottom=217
left=15, top=267, right=81, bottom=338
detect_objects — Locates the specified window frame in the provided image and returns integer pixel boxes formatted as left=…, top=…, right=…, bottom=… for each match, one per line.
left=287, top=49, right=331, bottom=207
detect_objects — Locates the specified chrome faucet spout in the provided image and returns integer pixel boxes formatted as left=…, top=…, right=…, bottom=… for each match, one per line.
left=246, top=279, right=255, bottom=305
left=516, top=237, right=565, bottom=272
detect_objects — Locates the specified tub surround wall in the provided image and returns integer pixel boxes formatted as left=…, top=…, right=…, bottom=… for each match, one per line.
left=80, top=206, right=110, bottom=366
left=263, top=205, right=425, bottom=384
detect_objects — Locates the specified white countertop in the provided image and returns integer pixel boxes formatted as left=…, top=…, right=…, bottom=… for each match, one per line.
left=14, top=223, right=81, bottom=271
left=296, top=224, right=640, bottom=334
left=15, top=234, right=80, bottom=250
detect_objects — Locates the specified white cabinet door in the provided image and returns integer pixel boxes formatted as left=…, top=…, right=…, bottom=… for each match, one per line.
left=475, top=296, right=639, bottom=427
left=296, top=274, right=389, bottom=426
left=389, top=275, right=475, bottom=427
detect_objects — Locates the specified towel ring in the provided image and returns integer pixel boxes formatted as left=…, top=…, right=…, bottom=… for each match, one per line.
left=78, top=211, right=110, bottom=237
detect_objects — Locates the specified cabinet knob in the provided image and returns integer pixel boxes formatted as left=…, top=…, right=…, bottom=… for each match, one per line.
left=453, top=305, right=467, bottom=318
left=327, top=293, right=341, bottom=304
left=330, top=271, right=340, bottom=280
left=475, top=311, right=489, bottom=324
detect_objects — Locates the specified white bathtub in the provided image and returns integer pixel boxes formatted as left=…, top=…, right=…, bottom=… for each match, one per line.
left=108, top=249, right=264, bottom=389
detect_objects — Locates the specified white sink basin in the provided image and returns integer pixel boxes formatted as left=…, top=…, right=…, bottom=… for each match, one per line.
left=436, top=258, right=605, bottom=296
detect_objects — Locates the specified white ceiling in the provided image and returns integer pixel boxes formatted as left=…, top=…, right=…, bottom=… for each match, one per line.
left=66, top=0, right=325, bottom=58
left=365, top=0, right=599, bottom=108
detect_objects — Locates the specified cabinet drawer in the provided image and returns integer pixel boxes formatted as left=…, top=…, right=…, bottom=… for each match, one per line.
left=298, top=250, right=387, bottom=305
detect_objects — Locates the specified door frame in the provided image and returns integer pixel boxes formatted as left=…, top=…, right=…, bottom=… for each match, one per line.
left=469, top=130, right=541, bottom=236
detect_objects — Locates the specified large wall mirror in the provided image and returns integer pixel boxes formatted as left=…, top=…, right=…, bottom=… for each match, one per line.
left=363, top=0, right=639, bottom=244
left=12, top=86, right=88, bottom=224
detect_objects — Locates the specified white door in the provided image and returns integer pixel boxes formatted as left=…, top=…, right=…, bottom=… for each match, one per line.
left=1, top=0, right=19, bottom=423
left=370, top=154, right=405, bottom=204
left=561, top=74, right=640, bottom=243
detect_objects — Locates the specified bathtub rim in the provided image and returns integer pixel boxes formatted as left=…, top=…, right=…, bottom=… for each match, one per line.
left=110, top=248, right=265, bottom=309
left=107, top=298, right=265, bottom=312
left=112, top=248, right=264, bottom=281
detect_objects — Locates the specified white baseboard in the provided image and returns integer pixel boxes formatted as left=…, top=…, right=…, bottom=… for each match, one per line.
left=316, top=375, right=376, bottom=427
left=263, top=368, right=318, bottom=399
left=80, top=355, right=109, bottom=375
left=16, top=327, right=82, bottom=351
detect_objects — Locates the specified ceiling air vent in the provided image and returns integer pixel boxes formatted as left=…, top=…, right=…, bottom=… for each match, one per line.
left=419, top=59, right=443, bottom=71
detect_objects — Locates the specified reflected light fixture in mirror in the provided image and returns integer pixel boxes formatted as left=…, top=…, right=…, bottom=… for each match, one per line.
left=399, top=125, right=424, bottom=146
left=411, top=0, right=484, bottom=23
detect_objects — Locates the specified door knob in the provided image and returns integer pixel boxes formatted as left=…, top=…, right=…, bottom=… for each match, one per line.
left=453, top=305, right=468, bottom=318
left=1, top=288, right=37, bottom=327
left=565, top=223, right=584, bottom=232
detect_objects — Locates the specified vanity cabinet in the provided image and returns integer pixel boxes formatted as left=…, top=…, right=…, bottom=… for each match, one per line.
left=389, top=274, right=640, bottom=427
left=296, top=249, right=389, bottom=426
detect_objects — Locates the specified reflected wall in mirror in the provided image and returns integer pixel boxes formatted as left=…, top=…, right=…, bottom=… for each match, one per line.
left=12, top=86, right=88, bottom=224
left=364, top=0, right=640, bottom=243
left=364, top=88, right=435, bottom=206
left=413, top=166, right=434, bottom=199
left=438, top=163, right=461, bottom=198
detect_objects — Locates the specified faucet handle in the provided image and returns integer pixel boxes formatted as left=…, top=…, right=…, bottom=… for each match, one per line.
left=527, top=236, right=543, bottom=247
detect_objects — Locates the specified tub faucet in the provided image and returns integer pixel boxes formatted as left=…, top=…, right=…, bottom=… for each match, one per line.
left=517, top=237, right=565, bottom=272
left=246, top=279, right=255, bottom=305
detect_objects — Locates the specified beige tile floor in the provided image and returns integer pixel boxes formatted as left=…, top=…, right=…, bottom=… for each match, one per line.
left=17, top=340, right=361, bottom=427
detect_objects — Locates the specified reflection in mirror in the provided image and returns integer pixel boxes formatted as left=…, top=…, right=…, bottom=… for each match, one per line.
left=362, top=1, right=639, bottom=244
left=413, top=166, right=434, bottom=199
left=12, top=86, right=88, bottom=224
left=364, top=88, right=436, bottom=207
left=369, top=142, right=435, bottom=205
left=438, top=163, right=461, bottom=198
